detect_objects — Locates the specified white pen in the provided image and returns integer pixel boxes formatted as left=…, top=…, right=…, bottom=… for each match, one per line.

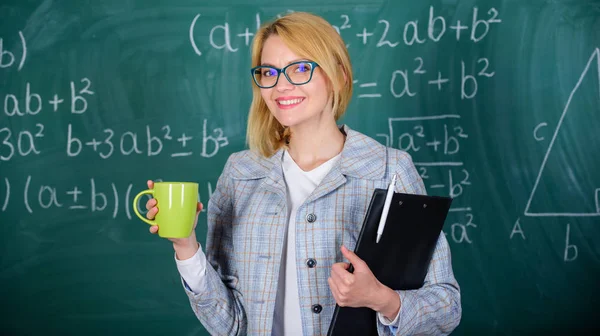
left=376, top=174, right=397, bottom=243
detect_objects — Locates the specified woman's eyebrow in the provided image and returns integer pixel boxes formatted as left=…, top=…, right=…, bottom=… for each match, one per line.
left=259, top=58, right=310, bottom=67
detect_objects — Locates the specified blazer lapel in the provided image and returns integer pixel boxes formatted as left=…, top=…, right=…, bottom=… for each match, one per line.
left=262, top=149, right=287, bottom=201
left=231, top=124, right=387, bottom=205
left=231, top=148, right=287, bottom=201
left=304, top=125, right=387, bottom=204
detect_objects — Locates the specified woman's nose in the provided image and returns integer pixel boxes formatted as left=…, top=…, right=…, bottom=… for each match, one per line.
left=275, top=74, right=295, bottom=92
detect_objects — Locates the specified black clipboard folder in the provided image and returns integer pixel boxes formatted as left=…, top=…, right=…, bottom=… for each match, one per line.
left=327, top=189, right=452, bottom=336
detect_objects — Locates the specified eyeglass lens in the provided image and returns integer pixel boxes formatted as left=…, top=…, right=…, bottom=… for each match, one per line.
left=253, top=62, right=315, bottom=88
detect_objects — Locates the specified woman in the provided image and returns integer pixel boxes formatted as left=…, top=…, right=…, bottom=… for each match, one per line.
left=145, top=11, right=461, bottom=336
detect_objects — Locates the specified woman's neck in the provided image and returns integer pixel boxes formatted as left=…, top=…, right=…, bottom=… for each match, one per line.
left=286, top=119, right=345, bottom=172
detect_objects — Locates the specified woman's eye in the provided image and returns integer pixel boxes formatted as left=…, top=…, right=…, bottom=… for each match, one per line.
left=294, top=63, right=311, bottom=73
left=263, top=69, right=276, bottom=77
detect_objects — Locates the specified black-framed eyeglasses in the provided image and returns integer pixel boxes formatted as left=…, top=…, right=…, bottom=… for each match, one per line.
left=250, top=61, right=319, bottom=89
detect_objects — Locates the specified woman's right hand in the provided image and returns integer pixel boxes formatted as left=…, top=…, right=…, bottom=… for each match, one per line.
left=145, top=180, right=203, bottom=260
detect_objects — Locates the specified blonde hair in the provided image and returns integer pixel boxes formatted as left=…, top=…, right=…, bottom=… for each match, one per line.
left=246, top=12, right=353, bottom=158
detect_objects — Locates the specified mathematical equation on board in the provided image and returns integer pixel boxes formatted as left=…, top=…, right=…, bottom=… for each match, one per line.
left=2, top=78, right=94, bottom=116
left=0, top=76, right=229, bottom=161
left=0, top=120, right=229, bottom=161
left=353, top=56, right=494, bottom=100
left=188, top=7, right=501, bottom=52
left=373, top=114, right=476, bottom=244
left=186, top=7, right=500, bottom=100
left=0, top=176, right=215, bottom=219
left=63, top=120, right=228, bottom=159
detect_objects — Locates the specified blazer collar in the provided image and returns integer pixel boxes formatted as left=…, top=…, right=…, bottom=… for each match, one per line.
left=231, top=124, right=386, bottom=181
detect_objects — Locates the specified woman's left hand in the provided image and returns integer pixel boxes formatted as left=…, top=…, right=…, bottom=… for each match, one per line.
left=328, top=245, right=393, bottom=310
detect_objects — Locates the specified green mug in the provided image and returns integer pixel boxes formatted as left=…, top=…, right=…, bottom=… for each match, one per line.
left=132, top=182, right=199, bottom=238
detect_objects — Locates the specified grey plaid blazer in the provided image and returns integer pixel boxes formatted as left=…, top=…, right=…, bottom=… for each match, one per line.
left=182, top=125, right=461, bottom=335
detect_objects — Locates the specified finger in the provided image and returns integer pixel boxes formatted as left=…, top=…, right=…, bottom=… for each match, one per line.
left=331, top=262, right=351, bottom=278
left=341, top=245, right=365, bottom=268
left=329, top=277, right=350, bottom=306
left=331, top=263, right=353, bottom=286
left=328, top=277, right=341, bottom=302
left=146, top=207, right=158, bottom=220
left=147, top=180, right=154, bottom=189
left=145, top=198, right=157, bottom=211
left=149, top=225, right=159, bottom=234
left=190, top=202, right=204, bottom=230
left=331, top=262, right=350, bottom=275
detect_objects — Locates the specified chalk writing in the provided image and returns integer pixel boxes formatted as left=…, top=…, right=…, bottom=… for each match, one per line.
left=564, top=223, right=578, bottom=261
left=449, top=213, right=477, bottom=244
left=65, top=120, right=228, bottom=159
left=383, top=114, right=476, bottom=243
left=1, top=176, right=216, bottom=219
left=3, top=78, right=94, bottom=117
left=0, top=30, right=26, bottom=71
left=189, top=7, right=502, bottom=55
left=0, top=124, right=44, bottom=161
left=525, top=48, right=600, bottom=217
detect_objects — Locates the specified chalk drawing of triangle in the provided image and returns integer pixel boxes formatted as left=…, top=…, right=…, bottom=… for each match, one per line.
left=524, top=48, right=600, bottom=217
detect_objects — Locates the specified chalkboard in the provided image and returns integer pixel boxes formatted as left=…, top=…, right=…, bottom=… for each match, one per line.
left=1, top=0, right=599, bottom=335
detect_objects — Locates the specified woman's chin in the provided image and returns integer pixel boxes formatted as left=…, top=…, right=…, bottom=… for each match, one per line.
left=273, top=113, right=301, bottom=128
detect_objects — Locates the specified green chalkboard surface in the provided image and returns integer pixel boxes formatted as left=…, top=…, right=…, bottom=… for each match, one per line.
left=1, top=0, right=599, bottom=335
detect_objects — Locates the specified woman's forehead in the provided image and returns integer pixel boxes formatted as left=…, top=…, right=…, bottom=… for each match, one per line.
left=260, top=35, right=303, bottom=65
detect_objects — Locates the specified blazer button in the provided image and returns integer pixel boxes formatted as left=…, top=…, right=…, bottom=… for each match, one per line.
left=311, top=304, right=322, bottom=314
left=306, top=213, right=317, bottom=223
left=305, top=258, right=317, bottom=268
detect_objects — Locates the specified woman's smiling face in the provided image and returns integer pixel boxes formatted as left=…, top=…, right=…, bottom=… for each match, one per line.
left=259, top=34, right=332, bottom=128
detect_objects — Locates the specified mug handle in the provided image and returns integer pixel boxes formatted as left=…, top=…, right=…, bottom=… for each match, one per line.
left=132, top=189, right=156, bottom=226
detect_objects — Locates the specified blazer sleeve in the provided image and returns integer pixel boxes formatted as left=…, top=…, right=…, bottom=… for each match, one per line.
left=376, top=151, right=462, bottom=336
left=182, top=154, right=248, bottom=336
